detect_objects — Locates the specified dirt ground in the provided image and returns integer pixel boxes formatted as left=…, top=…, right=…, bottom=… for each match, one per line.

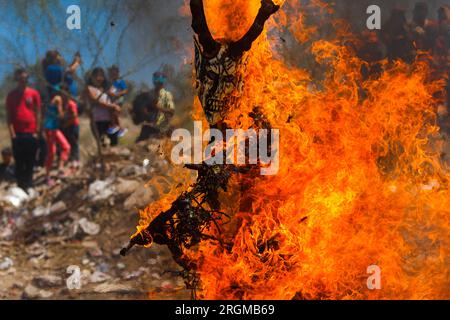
left=0, top=117, right=191, bottom=300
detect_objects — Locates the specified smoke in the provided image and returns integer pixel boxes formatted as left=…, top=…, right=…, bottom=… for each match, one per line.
left=121, top=0, right=449, bottom=75
left=124, top=0, right=449, bottom=53
left=324, top=0, right=448, bottom=27
left=122, top=0, right=191, bottom=72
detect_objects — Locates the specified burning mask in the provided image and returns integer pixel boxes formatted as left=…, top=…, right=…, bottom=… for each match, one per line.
left=194, top=38, right=247, bottom=125
left=191, top=0, right=280, bottom=126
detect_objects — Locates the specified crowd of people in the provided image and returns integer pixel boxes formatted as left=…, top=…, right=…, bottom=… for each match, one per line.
left=1, top=2, right=448, bottom=194
left=2, top=50, right=175, bottom=192
left=357, top=3, right=449, bottom=136
left=357, top=3, right=449, bottom=101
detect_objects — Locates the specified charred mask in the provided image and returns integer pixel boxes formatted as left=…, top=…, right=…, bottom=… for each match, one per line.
left=191, top=0, right=280, bottom=126
left=121, top=1, right=281, bottom=296
left=194, top=39, right=247, bottom=125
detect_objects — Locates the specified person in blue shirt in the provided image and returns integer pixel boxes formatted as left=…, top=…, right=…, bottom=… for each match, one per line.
left=107, top=65, right=129, bottom=137
left=43, top=51, right=63, bottom=98
left=42, top=50, right=81, bottom=100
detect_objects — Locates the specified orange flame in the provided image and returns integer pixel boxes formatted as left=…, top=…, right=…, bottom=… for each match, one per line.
left=141, top=0, right=449, bottom=300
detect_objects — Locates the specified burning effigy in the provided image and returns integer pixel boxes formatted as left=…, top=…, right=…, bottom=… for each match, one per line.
left=123, top=0, right=449, bottom=300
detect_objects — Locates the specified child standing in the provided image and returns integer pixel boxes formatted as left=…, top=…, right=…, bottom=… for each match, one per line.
left=61, top=84, right=80, bottom=170
left=44, top=87, right=71, bottom=185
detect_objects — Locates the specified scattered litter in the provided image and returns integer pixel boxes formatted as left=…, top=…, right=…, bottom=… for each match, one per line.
left=0, top=257, right=13, bottom=270
left=120, top=164, right=145, bottom=177
left=97, top=262, right=110, bottom=273
left=151, top=272, right=161, bottom=280
left=90, top=271, right=111, bottom=283
left=88, top=179, right=115, bottom=201
left=32, top=205, right=51, bottom=217
left=87, top=247, right=103, bottom=258
left=124, top=187, right=155, bottom=210
left=80, top=269, right=92, bottom=286
left=50, top=201, right=67, bottom=214
left=32, top=275, right=63, bottom=288
left=22, top=284, right=53, bottom=299
left=81, top=240, right=99, bottom=249
left=93, top=282, right=136, bottom=294
left=1, top=187, right=30, bottom=208
left=26, top=243, right=46, bottom=258
left=115, top=179, right=140, bottom=196
left=0, top=145, right=187, bottom=299
left=78, top=218, right=100, bottom=236
left=0, top=225, right=14, bottom=240
left=26, top=188, right=39, bottom=201
left=122, top=267, right=146, bottom=280
left=109, top=147, right=131, bottom=157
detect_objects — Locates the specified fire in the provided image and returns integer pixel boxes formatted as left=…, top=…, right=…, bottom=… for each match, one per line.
left=139, top=0, right=449, bottom=299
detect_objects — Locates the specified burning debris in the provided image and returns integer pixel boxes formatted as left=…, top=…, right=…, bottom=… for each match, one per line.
left=124, top=0, right=449, bottom=300
left=120, top=162, right=250, bottom=296
left=121, top=0, right=280, bottom=297
left=192, top=0, right=280, bottom=126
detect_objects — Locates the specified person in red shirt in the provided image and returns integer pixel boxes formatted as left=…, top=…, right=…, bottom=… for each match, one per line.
left=5, top=68, right=42, bottom=191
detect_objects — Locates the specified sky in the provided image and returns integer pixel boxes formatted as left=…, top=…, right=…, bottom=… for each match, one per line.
left=0, top=0, right=190, bottom=87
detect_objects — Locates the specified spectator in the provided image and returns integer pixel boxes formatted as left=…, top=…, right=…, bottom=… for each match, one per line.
left=434, top=5, right=450, bottom=68
left=5, top=68, right=41, bottom=191
left=0, top=147, right=15, bottom=182
left=43, top=86, right=71, bottom=185
left=382, top=7, right=416, bottom=63
left=409, top=2, right=437, bottom=52
left=357, top=31, right=385, bottom=80
left=42, top=50, right=81, bottom=99
left=135, top=71, right=175, bottom=143
left=42, top=50, right=63, bottom=95
left=65, top=52, right=82, bottom=99
left=34, top=134, right=47, bottom=169
left=107, top=65, right=128, bottom=137
left=434, top=5, right=450, bottom=134
left=60, top=83, right=81, bottom=170
left=86, top=67, right=121, bottom=147
left=131, top=91, right=159, bottom=139
left=153, top=72, right=175, bottom=131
